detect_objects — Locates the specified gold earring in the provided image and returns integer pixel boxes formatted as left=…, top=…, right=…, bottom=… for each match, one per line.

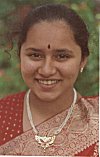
left=80, top=67, right=84, bottom=73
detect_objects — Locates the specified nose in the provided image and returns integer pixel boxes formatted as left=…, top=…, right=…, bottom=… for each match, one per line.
left=38, top=57, right=56, bottom=77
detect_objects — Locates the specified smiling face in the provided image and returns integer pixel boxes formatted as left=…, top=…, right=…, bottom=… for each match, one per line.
left=20, top=20, right=87, bottom=102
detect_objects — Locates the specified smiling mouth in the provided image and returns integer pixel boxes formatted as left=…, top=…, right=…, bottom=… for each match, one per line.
left=35, top=79, right=62, bottom=85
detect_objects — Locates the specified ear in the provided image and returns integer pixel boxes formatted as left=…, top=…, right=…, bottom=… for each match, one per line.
left=80, top=57, right=88, bottom=71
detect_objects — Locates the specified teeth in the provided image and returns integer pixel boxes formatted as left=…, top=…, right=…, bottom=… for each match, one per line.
left=37, top=80, right=59, bottom=85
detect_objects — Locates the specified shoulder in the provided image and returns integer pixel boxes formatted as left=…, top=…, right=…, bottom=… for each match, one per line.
left=82, top=96, right=99, bottom=116
left=76, top=95, right=99, bottom=123
left=0, top=91, right=26, bottom=101
left=84, top=95, right=99, bottom=104
left=0, top=91, right=26, bottom=117
left=0, top=91, right=26, bottom=146
left=0, top=91, right=26, bottom=109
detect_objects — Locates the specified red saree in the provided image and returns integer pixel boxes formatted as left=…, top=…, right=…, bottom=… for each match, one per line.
left=0, top=92, right=99, bottom=156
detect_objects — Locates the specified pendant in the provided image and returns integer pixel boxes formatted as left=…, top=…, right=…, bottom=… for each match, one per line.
left=35, top=134, right=56, bottom=150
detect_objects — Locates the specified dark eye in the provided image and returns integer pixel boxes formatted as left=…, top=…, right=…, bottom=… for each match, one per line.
left=55, top=53, right=71, bottom=61
left=29, top=52, right=44, bottom=61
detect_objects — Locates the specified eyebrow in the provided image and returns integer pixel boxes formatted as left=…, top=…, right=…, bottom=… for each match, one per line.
left=54, top=48, right=73, bottom=54
left=26, top=47, right=73, bottom=54
left=26, top=48, right=43, bottom=52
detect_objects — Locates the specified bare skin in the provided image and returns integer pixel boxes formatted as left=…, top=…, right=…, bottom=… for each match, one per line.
left=20, top=20, right=87, bottom=131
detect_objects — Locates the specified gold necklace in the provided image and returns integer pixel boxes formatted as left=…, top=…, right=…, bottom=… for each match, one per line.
left=26, top=88, right=77, bottom=151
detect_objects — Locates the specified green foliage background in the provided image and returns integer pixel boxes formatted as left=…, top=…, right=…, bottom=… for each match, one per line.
left=0, top=0, right=99, bottom=98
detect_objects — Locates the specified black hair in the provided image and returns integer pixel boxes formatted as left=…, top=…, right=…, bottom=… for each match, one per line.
left=18, top=4, right=89, bottom=58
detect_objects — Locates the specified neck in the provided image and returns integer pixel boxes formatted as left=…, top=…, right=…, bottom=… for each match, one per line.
left=29, top=89, right=75, bottom=122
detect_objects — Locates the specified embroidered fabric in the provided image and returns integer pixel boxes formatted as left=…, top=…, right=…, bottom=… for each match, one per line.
left=93, top=141, right=99, bottom=157
left=0, top=96, right=99, bottom=156
left=0, top=92, right=24, bottom=146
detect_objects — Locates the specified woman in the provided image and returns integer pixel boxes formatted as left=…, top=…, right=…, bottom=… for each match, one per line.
left=0, top=4, right=98, bottom=156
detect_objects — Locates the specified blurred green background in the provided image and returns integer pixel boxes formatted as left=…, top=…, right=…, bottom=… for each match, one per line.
left=0, top=0, right=99, bottom=98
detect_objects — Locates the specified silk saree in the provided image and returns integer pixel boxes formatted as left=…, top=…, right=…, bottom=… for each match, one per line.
left=0, top=92, right=99, bottom=156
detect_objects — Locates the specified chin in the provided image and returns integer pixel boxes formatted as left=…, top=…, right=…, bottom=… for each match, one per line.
left=36, top=94, right=58, bottom=102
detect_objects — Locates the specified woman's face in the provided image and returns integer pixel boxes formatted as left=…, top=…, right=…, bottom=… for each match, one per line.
left=20, top=20, right=87, bottom=102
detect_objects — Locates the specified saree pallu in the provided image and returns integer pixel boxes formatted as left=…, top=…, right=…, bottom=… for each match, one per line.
left=0, top=92, right=99, bottom=156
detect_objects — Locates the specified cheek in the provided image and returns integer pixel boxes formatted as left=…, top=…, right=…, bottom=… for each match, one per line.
left=20, top=59, right=37, bottom=77
left=59, top=61, right=80, bottom=78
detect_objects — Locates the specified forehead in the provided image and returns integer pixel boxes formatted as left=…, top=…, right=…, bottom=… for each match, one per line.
left=23, top=20, right=80, bottom=53
left=25, top=21, right=74, bottom=43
